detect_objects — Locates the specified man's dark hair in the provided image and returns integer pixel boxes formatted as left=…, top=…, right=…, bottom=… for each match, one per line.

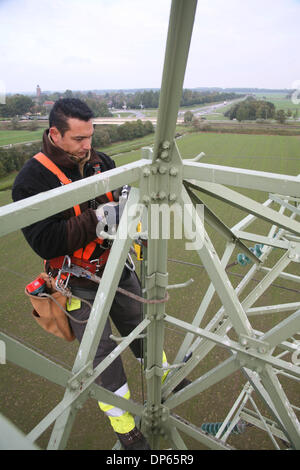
left=49, top=98, right=94, bottom=136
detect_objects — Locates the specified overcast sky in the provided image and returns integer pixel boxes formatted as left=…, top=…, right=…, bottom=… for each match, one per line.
left=0, top=0, right=299, bottom=94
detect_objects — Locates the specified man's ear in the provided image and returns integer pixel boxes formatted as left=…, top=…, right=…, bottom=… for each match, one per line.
left=49, top=127, right=61, bottom=144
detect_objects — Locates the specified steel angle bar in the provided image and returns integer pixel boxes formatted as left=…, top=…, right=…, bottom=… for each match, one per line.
left=152, top=0, right=198, bottom=160
left=173, top=242, right=236, bottom=365
left=241, top=251, right=292, bottom=312
left=178, top=186, right=253, bottom=337
left=239, top=409, right=289, bottom=443
left=253, top=329, right=299, bottom=356
left=48, top=188, right=143, bottom=448
left=247, top=395, right=281, bottom=449
left=0, top=414, right=39, bottom=450
left=164, top=355, right=240, bottom=410
left=174, top=196, right=277, bottom=365
left=183, top=162, right=300, bottom=198
left=259, top=365, right=300, bottom=449
left=165, top=314, right=300, bottom=378
left=231, top=198, right=273, bottom=232
left=171, top=263, right=261, bottom=394
left=271, top=193, right=300, bottom=203
left=0, top=331, right=71, bottom=388
left=167, top=426, right=188, bottom=450
left=173, top=230, right=290, bottom=390
left=71, top=188, right=141, bottom=372
left=168, top=415, right=234, bottom=450
left=246, top=302, right=300, bottom=316
left=242, top=369, right=285, bottom=431
left=88, top=383, right=144, bottom=417
left=163, top=313, right=232, bottom=399
left=259, top=267, right=300, bottom=284
left=232, top=230, right=290, bottom=250
left=184, top=180, right=300, bottom=236
left=261, top=309, right=300, bottom=349
left=271, top=194, right=300, bottom=217
left=0, top=159, right=148, bottom=237
left=184, top=183, right=260, bottom=264
left=215, top=383, right=252, bottom=441
left=27, top=317, right=149, bottom=444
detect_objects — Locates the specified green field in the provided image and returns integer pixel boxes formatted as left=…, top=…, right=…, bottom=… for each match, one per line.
left=0, top=131, right=299, bottom=450
left=0, top=129, right=44, bottom=146
left=113, top=132, right=300, bottom=176
left=254, top=92, right=300, bottom=114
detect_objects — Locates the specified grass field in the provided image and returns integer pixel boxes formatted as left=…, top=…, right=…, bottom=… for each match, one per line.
left=0, top=129, right=44, bottom=146
left=254, top=92, right=300, bottom=114
left=0, top=131, right=299, bottom=450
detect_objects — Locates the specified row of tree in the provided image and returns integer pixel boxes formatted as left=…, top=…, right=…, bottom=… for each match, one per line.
left=224, top=97, right=298, bottom=123
left=0, top=142, right=41, bottom=178
left=103, top=89, right=241, bottom=109
left=0, top=88, right=243, bottom=118
left=0, top=120, right=154, bottom=178
left=92, top=120, right=154, bottom=147
left=224, top=97, right=276, bottom=121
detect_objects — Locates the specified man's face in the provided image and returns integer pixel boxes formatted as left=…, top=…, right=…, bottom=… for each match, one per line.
left=50, top=118, right=94, bottom=160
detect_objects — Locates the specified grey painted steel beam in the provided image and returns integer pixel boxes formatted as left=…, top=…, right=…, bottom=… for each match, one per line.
left=185, top=180, right=300, bottom=236
left=0, top=331, right=71, bottom=388
left=164, top=314, right=300, bottom=379
left=152, top=0, right=198, bottom=160
left=0, top=160, right=148, bottom=237
left=260, top=365, right=300, bottom=449
left=183, top=162, right=300, bottom=197
left=179, top=187, right=254, bottom=337
left=27, top=317, right=149, bottom=444
left=169, top=414, right=234, bottom=450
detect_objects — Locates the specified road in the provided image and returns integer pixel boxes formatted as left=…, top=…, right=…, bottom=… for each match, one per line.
left=93, top=98, right=244, bottom=126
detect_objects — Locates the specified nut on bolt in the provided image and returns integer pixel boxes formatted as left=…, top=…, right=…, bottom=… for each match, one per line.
left=169, top=167, right=178, bottom=176
left=160, top=150, right=169, bottom=160
left=143, top=168, right=151, bottom=177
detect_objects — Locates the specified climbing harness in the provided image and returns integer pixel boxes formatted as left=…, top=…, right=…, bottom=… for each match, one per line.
left=55, top=255, right=169, bottom=306
left=33, top=152, right=114, bottom=274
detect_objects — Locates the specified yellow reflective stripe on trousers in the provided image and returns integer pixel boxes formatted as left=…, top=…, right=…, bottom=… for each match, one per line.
left=162, top=350, right=170, bottom=383
left=98, top=383, right=135, bottom=434
left=137, top=351, right=170, bottom=383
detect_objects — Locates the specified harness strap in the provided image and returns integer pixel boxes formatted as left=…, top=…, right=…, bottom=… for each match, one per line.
left=33, top=152, right=111, bottom=269
left=34, top=153, right=81, bottom=216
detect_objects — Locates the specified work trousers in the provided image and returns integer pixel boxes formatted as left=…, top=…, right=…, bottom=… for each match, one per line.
left=68, top=267, right=143, bottom=393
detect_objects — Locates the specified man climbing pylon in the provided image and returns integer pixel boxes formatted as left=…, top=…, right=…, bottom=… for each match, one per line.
left=12, top=98, right=150, bottom=450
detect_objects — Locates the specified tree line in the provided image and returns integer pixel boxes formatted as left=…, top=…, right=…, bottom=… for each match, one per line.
left=0, top=120, right=154, bottom=179
left=0, top=89, right=243, bottom=118
left=92, top=120, right=154, bottom=147
left=0, top=142, right=41, bottom=178
left=224, top=97, right=297, bottom=123
left=224, top=97, right=276, bottom=121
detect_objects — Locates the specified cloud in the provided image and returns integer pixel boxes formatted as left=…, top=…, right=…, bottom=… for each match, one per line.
left=1, top=0, right=299, bottom=93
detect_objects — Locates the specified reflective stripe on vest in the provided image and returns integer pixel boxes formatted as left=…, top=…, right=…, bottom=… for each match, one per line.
left=33, top=152, right=112, bottom=265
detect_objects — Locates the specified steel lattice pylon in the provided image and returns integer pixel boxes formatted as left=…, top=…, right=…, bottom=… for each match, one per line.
left=0, top=0, right=299, bottom=450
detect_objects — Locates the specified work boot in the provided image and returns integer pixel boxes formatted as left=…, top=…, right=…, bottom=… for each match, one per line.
left=116, top=426, right=151, bottom=450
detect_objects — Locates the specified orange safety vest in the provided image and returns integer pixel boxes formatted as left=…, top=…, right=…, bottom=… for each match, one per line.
left=34, top=152, right=113, bottom=272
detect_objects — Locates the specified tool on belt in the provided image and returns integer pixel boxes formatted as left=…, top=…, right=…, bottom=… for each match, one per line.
left=55, top=255, right=169, bottom=305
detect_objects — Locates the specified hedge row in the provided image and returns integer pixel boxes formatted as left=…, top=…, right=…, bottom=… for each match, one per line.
left=0, top=121, right=155, bottom=179
left=92, top=120, right=154, bottom=147
left=0, top=142, right=41, bottom=178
